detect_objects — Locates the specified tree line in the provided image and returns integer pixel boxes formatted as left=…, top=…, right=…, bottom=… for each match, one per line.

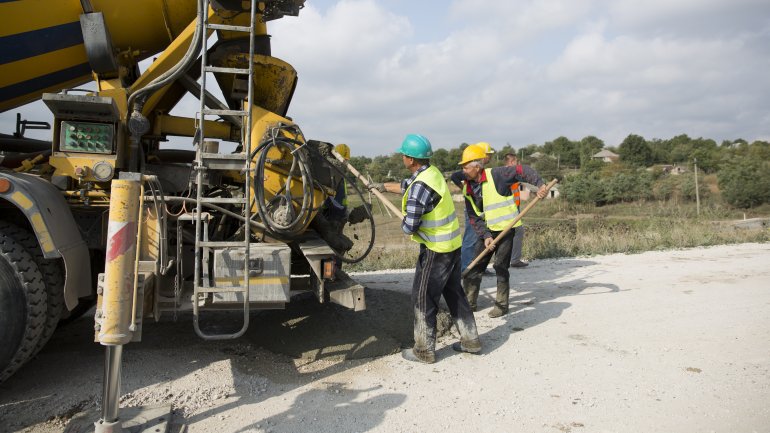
left=348, top=134, right=770, bottom=209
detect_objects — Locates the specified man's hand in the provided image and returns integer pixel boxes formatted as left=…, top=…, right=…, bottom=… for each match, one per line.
left=484, top=237, right=496, bottom=250
left=368, top=182, right=386, bottom=193
left=536, top=184, right=548, bottom=199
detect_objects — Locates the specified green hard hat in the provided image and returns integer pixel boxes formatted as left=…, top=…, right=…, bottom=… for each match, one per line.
left=397, top=134, right=433, bottom=158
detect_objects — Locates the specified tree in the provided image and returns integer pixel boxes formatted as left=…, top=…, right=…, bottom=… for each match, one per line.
left=617, top=134, right=653, bottom=167
left=578, top=136, right=605, bottom=168
left=717, top=156, right=770, bottom=208
left=560, top=172, right=605, bottom=205
left=543, top=136, right=580, bottom=168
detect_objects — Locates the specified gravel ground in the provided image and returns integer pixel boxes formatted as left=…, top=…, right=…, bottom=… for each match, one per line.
left=1, top=243, right=769, bottom=433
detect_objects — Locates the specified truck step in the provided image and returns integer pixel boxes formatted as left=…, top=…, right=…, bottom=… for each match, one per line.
left=197, top=285, right=248, bottom=294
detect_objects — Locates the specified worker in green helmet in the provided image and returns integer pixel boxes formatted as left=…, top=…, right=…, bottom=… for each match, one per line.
left=377, top=134, right=482, bottom=364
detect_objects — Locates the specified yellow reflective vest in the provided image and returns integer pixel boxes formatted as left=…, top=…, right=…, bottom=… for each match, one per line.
left=464, top=168, right=521, bottom=231
left=402, top=166, right=462, bottom=253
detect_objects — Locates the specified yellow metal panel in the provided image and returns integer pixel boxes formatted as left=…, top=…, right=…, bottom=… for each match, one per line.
left=29, top=213, right=55, bottom=254
left=0, top=1, right=82, bottom=36
left=49, top=155, right=117, bottom=183
left=0, top=45, right=89, bottom=88
left=0, top=0, right=196, bottom=54
left=10, top=191, right=33, bottom=210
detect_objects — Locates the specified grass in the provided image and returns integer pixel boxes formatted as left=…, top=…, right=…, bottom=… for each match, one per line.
left=343, top=193, right=770, bottom=272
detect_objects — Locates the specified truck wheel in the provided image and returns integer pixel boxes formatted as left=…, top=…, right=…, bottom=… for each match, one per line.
left=0, top=228, right=46, bottom=383
left=0, top=222, right=64, bottom=355
left=0, top=260, right=25, bottom=372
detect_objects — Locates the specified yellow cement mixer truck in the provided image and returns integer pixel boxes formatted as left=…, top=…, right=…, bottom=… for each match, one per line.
left=0, top=0, right=372, bottom=429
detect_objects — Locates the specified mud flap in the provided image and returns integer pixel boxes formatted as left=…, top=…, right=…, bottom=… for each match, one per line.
left=326, top=270, right=366, bottom=311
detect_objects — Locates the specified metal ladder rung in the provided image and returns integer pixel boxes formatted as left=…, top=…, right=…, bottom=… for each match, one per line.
left=201, top=152, right=248, bottom=160
left=206, top=23, right=251, bottom=32
left=198, top=285, right=248, bottom=294
left=202, top=108, right=248, bottom=117
left=204, top=65, right=250, bottom=75
left=198, top=241, right=249, bottom=248
left=199, top=197, right=248, bottom=204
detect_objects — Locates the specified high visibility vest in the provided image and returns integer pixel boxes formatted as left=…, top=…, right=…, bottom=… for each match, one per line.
left=464, top=168, right=521, bottom=231
left=402, top=166, right=462, bottom=253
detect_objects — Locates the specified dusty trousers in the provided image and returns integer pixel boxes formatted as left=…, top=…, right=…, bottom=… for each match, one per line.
left=411, top=244, right=480, bottom=361
left=462, top=229, right=515, bottom=311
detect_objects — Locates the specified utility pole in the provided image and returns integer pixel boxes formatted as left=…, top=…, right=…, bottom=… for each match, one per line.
left=694, top=158, right=700, bottom=217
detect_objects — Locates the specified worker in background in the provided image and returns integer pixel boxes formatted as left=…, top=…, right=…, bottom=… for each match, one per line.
left=458, top=144, right=547, bottom=317
left=325, top=143, right=351, bottom=223
left=377, top=134, right=481, bottom=363
left=504, top=152, right=529, bottom=268
left=450, top=142, right=495, bottom=275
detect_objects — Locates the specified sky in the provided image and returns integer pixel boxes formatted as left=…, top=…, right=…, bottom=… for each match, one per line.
left=2, top=0, right=769, bottom=157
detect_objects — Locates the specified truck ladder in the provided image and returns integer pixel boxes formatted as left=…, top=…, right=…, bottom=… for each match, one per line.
left=192, top=0, right=258, bottom=340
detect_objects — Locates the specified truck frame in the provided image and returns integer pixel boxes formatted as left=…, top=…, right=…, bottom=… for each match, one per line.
left=0, top=1, right=370, bottom=430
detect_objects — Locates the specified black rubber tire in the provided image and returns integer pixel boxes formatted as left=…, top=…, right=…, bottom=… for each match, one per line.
left=0, top=259, right=25, bottom=371
left=0, top=222, right=64, bottom=355
left=0, top=227, right=47, bottom=383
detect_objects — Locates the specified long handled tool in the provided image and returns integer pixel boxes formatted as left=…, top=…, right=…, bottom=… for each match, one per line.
left=331, top=149, right=403, bottom=218
left=461, top=178, right=558, bottom=279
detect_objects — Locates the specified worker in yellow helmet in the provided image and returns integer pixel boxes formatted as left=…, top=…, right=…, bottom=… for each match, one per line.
left=450, top=142, right=496, bottom=275
left=454, top=143, right=547, bottom=317
left=335, top=143, right=351, bottom=161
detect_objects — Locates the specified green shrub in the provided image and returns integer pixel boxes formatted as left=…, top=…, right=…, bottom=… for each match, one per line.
left=718, top=157, right=770, bottom=208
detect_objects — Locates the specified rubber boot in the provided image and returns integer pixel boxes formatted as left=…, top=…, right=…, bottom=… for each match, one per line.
left=452, top=337, right=482, bottom=354
left=463, top=279, right=480, bottom=312
left=488, top=282, right=510, bottom=318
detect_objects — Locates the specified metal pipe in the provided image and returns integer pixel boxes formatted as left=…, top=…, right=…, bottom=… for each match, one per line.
left=100, top=345, right=123, bottom=423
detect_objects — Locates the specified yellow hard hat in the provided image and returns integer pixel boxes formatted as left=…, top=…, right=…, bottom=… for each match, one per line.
left=458, top=144, right=487, bottom=165
left=475, top=142, right=495, bottom=154
left=335, top=143, right=350, bottom=160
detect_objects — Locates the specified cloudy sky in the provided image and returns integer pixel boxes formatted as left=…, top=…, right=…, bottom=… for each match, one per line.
left=3, top=0, right=769, bottom=157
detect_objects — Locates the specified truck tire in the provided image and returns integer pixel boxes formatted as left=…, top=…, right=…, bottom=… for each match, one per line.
left=0, top=259, right=25, bottom=371
left=0, top=222, right=64, bottom=355
left=0, top=227, right=47, bottom=383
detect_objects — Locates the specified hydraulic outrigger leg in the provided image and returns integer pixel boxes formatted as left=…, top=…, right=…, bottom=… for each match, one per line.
left=94, top=176, right=140, bottom=433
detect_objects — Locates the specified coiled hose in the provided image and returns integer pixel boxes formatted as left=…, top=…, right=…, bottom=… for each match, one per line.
left=251, top=130, right=315, bottom=239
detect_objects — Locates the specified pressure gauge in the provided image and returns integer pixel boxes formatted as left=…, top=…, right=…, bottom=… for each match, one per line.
left=92, top=161, right=114, bottom=182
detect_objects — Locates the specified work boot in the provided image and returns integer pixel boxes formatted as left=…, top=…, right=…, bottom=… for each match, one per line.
left=452, top=338, right=482, bottom=354
left=401, top=348, right=435, bottom=364
left=488, top=282, right=510, bottom=318
left=462, top=279, right=480, bottom=312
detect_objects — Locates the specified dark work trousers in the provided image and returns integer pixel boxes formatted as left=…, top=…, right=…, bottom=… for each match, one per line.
left=510, top=225, right=525, bottom=263
left=411, top=244, right=479, bottom=358
left=463, top=228, right=515, bottom=289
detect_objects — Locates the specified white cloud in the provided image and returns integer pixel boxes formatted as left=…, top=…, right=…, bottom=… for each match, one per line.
left=2, top=0, right=768, bottom=156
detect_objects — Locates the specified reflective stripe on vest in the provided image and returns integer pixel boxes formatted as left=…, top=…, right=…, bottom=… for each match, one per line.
left=402, top=166, right=462, bottom=253
left=342, top=180, right=348, bottom=207
left=512, top=182, right=521, bottom=208
left=464, top=168, right=522, bottom=231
